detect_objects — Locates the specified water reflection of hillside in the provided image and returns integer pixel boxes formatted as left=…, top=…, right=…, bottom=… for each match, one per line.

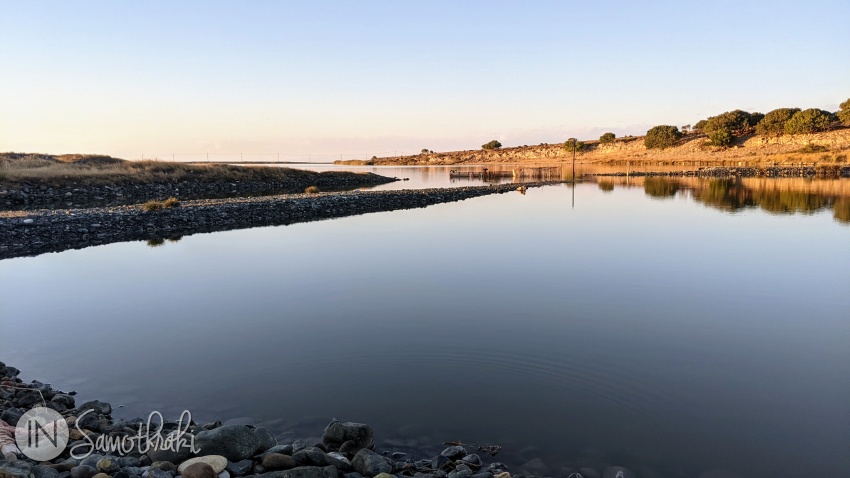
left=598, top=176, right=850, bottom=224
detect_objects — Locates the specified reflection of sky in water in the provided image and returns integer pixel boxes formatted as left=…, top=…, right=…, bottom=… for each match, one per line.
left=1, top=183, right=848, bottom=477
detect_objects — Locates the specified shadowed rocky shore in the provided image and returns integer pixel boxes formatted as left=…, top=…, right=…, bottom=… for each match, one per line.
left=0, top=362, right=645, bottom=478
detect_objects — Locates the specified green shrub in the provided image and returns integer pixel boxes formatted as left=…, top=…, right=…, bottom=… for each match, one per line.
left=599, top=132, right=616, bottom=144
left=701, top=110, right=759, bottom=145
left=693, top=119, right=708, bottom=133
left=421, top=149, right=429, bottom=154
left=482, top=140, right=502, bottom=150
left=836, top=98, right=850, bottom=126
left=644, top=125, right=682, bottom=149
left=784, top=108, right=836, bottom=134
left=564, top=138, right=584, bottom=152
left=756, top=108, right=801, bottom=136
left=708, top=128, right=734, bottom=147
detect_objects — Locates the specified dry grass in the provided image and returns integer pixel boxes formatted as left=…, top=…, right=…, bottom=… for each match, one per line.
left=142, top=197, right=181, bottom=212
left=0, top=152, right=353, bottom=188
left=305, top=185, right=320, bottom=194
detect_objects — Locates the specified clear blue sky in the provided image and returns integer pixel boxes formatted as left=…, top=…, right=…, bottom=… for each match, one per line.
left=1, top=1, right=848, bottom=160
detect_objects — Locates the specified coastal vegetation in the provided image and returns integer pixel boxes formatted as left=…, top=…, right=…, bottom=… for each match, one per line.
left=142, top=197, right=181, bottom=211
left=599, top=132, right=616, bottom=144
left=839, top=98, right=850, bottom=126
left=482, top=140, right=502, bottom=150
left=644, top=125, right=682, bottom=149
left=563, top=138, right=584, bottom=153
left=0, top=153, right=392, bottom=189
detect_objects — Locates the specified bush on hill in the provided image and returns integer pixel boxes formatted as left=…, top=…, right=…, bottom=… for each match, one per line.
left=756, top=108, right=801, bottom=136
left=644, top=125, right=682, bottom=149
left=784, top=108, right=836, bottom=134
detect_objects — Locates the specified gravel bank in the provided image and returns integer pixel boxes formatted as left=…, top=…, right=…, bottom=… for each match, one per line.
left=0, top=182, right=560, bottom=260
left=0, top=173, right=397, bottom=211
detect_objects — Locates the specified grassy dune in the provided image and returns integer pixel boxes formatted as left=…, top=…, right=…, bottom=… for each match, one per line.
left=0, top=153, right=374, bottom=188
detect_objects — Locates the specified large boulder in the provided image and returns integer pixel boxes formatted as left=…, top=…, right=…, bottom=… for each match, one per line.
left=195, top=425, right=277, bottom=462
left=351, top=449, right=393, bottom=477
left=322, top=421, right=374, bottom=452
left=146, top=432, right=195, bottom=463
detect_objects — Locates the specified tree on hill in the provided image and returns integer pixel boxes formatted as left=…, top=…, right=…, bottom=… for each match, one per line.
left=701, top=110, right=761, bottom=146
left=644, top=125, right=682, bottom=149
left=599, top=132, right=616, bottom=144
left=837, top=98, right=850, bottom=126
left=784, top=108, right=836, bottom=134
left=564, top=138, right=584, bottom=153
left=482, top=140, right=502, bottom=150
left=755, top=108, right=801, bottom=136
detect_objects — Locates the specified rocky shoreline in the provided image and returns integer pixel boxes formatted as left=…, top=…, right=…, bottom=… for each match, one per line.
left=0, top=183, right=561, bottom=260
left=589, top=165, right=850, bottom=178
left=0, top=362, right=641, bottom=478
left=0, top=174, right=397, bottom=211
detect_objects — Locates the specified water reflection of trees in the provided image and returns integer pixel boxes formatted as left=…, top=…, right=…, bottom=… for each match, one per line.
left=691, top=179, right=755, bottom=211
left=644, top=178, right=680, bottom=198
left=636, top=177, right=849, bottom=224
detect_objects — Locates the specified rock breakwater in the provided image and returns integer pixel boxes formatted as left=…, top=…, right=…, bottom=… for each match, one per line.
left=0, top=183, right=561, bottom=260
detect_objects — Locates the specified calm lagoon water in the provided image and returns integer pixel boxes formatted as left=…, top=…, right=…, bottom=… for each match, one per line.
left=1, top=170, right=848, bottom=477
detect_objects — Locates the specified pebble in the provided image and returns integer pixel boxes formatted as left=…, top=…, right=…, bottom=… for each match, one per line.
left=178, top=456, right=227, bottom=475
left=70, top=466, right=97, bottom=478
left=96, top=458, right=120, bottom=474
left=181, top=464, right=217, bottom=478
left=262, top=454, right=297, bottom=471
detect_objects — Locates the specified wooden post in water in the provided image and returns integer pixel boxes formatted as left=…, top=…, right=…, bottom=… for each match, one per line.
left=572, top=144, right=576, bottom=182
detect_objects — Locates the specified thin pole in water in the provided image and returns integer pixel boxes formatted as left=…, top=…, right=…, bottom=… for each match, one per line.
left=572, top=144, right=576, bottom=182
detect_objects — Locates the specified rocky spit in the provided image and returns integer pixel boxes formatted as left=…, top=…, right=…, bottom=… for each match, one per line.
left=0, top=363, right=646, bottom=478
left=590, top=165, right=850, bottom=178
left=0, top=174, right=397, bottom=211
left=0, top=183, right=561, bottom=260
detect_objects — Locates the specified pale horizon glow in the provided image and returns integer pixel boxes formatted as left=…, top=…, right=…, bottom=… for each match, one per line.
left=1, top=1, right=849, bottom=161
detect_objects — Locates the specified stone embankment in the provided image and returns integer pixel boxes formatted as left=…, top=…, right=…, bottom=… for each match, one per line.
left=590, top=166, right=850, bottom=178
left=0, top=183, right=560, bottom=260
left=0, top=174, right=397, bottom=211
